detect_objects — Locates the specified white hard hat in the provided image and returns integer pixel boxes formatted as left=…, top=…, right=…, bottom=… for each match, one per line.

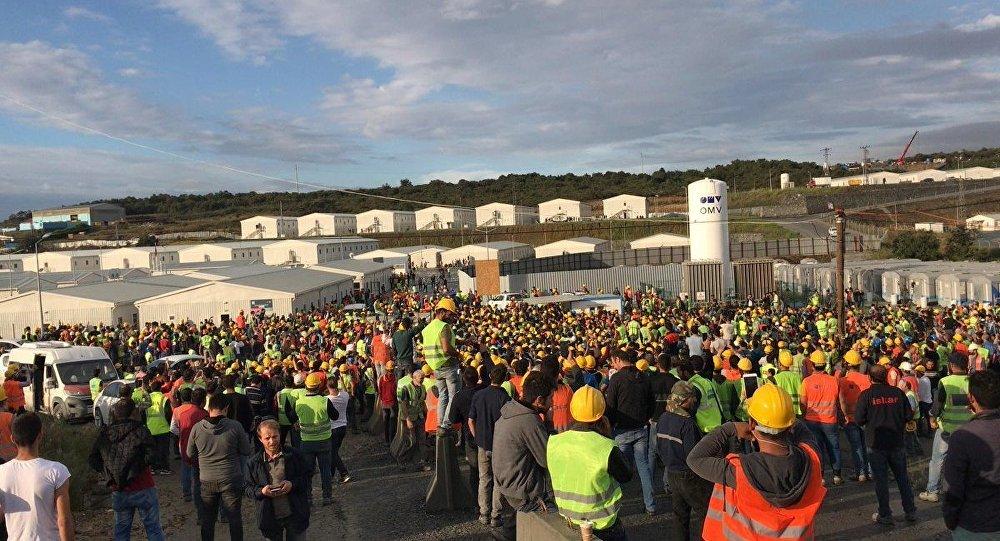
left=899, top=362, right=913, bottom=372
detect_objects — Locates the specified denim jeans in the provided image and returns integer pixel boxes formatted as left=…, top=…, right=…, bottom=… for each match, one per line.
left=804, top=420, right=842, bottom=473
left=301, top=438, right=333, bottom=499
left=667, top=469, right=712, bottom=541
left=180, top=460, right=202, bottom=514
left=926, top=428, right=949, bottom=493
left=112, top=487, right=165, bottom=541
left=199, top=478, right=243, bottom=541
left=842, top=422, right=871, bottom=477
left=869, top=446, right=915, bottom=519
left=477, top=449, right=502, bottom=521
left=435, top=363, right=462, bottom=425
left=330, top=426, right=349, bottom=478
left=614, top=426, right=655, bottom=512
left=647, top=421, right=661, bottom=490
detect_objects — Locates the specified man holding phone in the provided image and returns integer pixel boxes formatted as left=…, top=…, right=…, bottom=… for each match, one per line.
left=246, top=419, right=310, bottom=541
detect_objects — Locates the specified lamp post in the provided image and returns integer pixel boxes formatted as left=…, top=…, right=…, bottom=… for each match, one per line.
left=34, top=231, right=56, bottom=339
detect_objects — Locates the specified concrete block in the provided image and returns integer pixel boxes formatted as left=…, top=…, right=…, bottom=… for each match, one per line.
left=516, top=510, right=578, bottom=541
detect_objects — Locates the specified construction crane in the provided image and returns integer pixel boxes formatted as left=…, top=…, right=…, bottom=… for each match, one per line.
left=896, top=130, right=919, bottom=166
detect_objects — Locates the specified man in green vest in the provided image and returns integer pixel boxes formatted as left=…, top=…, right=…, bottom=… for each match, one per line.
left=774, top=350, right=803, bottom=416
left=89, top=368, right=103, bottom=402
left=286, top=373, right=339, bottom=506
left=711, top=356, right=737, bottom=422
left=422, top=297, right=462, bottom=432
left=816, top=315, right=829, bottom=340
left=547, top=385, right=629, bottom=540
left=277, top=374, right=305, bottom=448
left=686, top=356, right=723, bottom=434
left=919, top=353, right=972, bottom=503
left=147, top=380, right=173, bottom=475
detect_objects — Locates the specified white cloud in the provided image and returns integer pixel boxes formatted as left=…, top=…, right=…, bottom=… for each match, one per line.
left=957, top=13, right=1000, bottom=32
left=117, top=67, right=143, bottom=78
left=63, top=6, right=111, bottom=23
left=156, top=0, right=281, bottom=64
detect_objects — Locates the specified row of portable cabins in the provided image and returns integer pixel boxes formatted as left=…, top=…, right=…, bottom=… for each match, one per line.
left=775, top=260, right=1000, bottom=306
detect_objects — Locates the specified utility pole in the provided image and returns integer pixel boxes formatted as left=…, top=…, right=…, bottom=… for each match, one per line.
left=294, top=164, right=299, bottom=193
left=834, top=208, right=846, bottom=337
left=860, top=146, right=871, bottom=185
left=821, top=147, right=831, bottom=176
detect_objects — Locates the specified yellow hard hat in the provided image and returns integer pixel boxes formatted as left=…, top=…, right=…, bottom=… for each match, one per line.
left=777, top=341, right=786, bottom=349
left=575, top=356, right=586, bottom=369
left=585, top=355, right=596, bottom=370
left=778, top=350, right=793, bottom=368
left=737, top=358, right=752, bottom=372
left=562, top=358, right=575, bottom=371
left=878, top=356, right=891, bottom=366
left=636, top=359, right=649, bottom=371
left=713, top=355, right=723, bottom=371
left=764, top=345, right=773, bottom=355
left=746, top=384, right=795, bottom=430
left=305, top=373, right=324, bottom=389
left=339, top=364, right=349, bottom=373
left=844, top=350, right=861, bottom=367
left=809, top=350, right=827, bottom=366
left=436, top=297, right=457, bottom=313
left=421, top=364, right=433, bottom=376
left=320, top=362, right=329, bottom=371
left=385, top=361, right=395, bottom=371
left=569, top=385, right=606, bottom=423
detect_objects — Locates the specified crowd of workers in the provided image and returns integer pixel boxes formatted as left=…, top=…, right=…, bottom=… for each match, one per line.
left=0, top=285, right=998, bottom=540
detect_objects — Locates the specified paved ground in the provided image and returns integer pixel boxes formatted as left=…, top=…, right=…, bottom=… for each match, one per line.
left=80, top=427, right=951, bottom=540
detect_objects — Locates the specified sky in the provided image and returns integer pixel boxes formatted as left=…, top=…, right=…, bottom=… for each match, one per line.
left=1, top=1, right=998, bottom=217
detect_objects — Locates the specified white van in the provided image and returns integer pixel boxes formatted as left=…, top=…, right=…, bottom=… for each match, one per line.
left=0, top=341, right=119, bottom=422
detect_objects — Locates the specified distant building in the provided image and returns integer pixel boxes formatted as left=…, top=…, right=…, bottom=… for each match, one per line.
left=440, top=241, right=534, bottom=265
left=415, top=206, right=475, bottom=230
left=474, top=203, right=538, bottom=227
left=914, top=222, right=945, bottom=233
left=31, top=203, right=125, bottom=230
left=176, top=241, right=269, bottom=264
left=538, top=199, right=591, bottom=222
left=297, top=213, right=357, bottom=237
left=966, top=214, right=1000, bottom=232
left=534, top=237, right=610, bottom=258
left=629, top=233, right=690, bottom=250
left=356, top=210, right=416, bottom=233
left=944, top=167, right=1000, bottom=180
left=261, top=238, right=377, bottom=266
left=26, top=249, right=106, bottom=273
left=602, top=195, right=648, bottom=219
left=240, top=216, right=298, bottom=239
left=100, top=247, right=180, bottom=270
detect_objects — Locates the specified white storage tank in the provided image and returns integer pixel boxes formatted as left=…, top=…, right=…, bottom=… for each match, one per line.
left=780, top=173, right=791, bottom=189
left=967, top=274, right=1000, bottom=304
left=687, top=178, right=731, bottom=290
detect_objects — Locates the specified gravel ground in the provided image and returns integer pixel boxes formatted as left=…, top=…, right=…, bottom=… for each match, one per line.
left=75, top=427, right=951, bottom=540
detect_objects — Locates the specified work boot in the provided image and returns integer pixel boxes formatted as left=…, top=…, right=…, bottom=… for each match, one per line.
left=918, top=491, right=939, bottom=502
left=832, top=472, right=844, bottom=486
left=872, top=512, right=893, bottom=526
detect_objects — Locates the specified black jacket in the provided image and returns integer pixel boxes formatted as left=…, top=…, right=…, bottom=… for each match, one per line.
left=942, top=409, right=1000, bottom=533
left=245, top=446, right=311, bottom=534
left=855, top=383, right=912, bottom=450
left=89, top=419, right=153, bottom=490
left=605, top=366, right=654, bottom=431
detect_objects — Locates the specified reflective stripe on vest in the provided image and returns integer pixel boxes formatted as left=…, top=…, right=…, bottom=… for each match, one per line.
left=421, top=319, right=451, bottom=371
left=802, top=373, right=838, bottom=424
left=296, top=394, right=331, bottom=441
left=690, top=375, right=723, bottom=433
left=702, top=443, right=826, bottom=541
left=547, top=430, right=623, bottom=531
left=147, top=392, right=170, bottom=435
left=939, top=375, right=972, bottom=434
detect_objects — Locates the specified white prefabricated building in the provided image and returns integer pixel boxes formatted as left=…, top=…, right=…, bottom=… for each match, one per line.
left=440, top=242, right=534, bottom=265
left=177, top=242, right=269, bottom=264
left=240, top=216, right=298, bottom=239
left=297, top=213, right=358, bottom=237
left=602, top=194, right=649, bottom=219
left=474, top=203, right=538, bottom=227
left=100, top=247, right=180, bottom=270
left=415, top=207, right=475, bottom=230
left=629, top=233, right=690, bottom=250
left=261, top=238, right=377, bottom=266
left=136, top=268, right=355, bottom=324
left=312, top=259, right=395, bottom=293
left=538, top=199, right=592, bottom=222
left=356, top=210, right=416, bottom=233
left=534, top=237, right=611, bottom=258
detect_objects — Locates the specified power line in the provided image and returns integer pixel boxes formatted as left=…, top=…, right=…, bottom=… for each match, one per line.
left=0, top=92, right=472, bottom=210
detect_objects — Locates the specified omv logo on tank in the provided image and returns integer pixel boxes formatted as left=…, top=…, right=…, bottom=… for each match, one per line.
left=699, top=195, right=724, bottom=213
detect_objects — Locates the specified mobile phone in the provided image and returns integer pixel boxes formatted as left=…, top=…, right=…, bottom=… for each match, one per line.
left=742, top=374, right=759, bottom=398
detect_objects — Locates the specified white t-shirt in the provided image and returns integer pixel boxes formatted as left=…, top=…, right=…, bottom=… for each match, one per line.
left=0, top=458, right=71, bottom=541
left=328, top=393, right=350, bottom=430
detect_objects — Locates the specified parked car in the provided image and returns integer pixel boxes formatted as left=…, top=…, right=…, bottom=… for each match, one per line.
left=0, top=341, right=118, bottom=422
left=485, top=293, right=526, bottom=310
left=146, top=354, right=203, bottom=374
left=0, top=339, right=20, bottom=355
left=93, top=378, right=137, bottom=428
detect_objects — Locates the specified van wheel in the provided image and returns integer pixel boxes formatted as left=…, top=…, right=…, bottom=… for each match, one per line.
left=53, top=401, right=68, bottom=421
left=94, top=408, right=104, bottom=428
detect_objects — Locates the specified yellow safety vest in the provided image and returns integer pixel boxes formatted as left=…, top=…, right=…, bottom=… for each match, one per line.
left=938, top=375, right=972, bottom=434
left=421, top=319, right=453, bottom=371
left=547, top=430, right=623, bottom=531
left=146, top=392, right=170, bottom=436
left=295, top=394, right=331, bottom=442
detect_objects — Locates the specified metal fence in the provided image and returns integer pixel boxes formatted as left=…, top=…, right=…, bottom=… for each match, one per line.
left=502, top=264, right=684, bottom=297
left=496, top=236, right=878, bottom=276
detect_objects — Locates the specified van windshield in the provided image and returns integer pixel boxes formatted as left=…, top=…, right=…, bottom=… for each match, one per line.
left=56, top=360, right=119, bottom=385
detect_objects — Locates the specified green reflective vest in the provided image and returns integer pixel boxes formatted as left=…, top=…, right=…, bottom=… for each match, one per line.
left=773, top=370, right=803, bottom=416
left=146, top=392, right=170, bottom=436
left=277, top=388, right=296, bottom=426
left=296, top=394, right=331, bottom=442
left=421, top=319, right=452, bottom=371
left=816, top=319, right=828, bottom=339
left=89, top=377, right=102, bottom=401
left=689, top=374, right=723, bottom=433
left=547, top=430, right=623, bottom=531
left=131, top=388, right=151, bottom=412
left=713, top=378, right=737, bottom=422
left=938, top=374, right=972, bottom=434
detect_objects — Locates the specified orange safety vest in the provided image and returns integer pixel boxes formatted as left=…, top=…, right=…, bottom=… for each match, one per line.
left=802, top=373, right=839, bottom=424
left=0, top=412, right=15, bottom=461
left=423, top=386, right=460, bottom=434
left=837, top=371, right=871, bottom=424
left=3, top=380, right=25, bottom=411
left=549, top=384, right=573, bottom=433
left=703, top=443, right=826, bottom=540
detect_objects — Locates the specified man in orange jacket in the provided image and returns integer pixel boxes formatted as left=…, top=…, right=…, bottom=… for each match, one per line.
left=688, top=384, right=827, bottom=540
left=801, top=350, right=844, bottom=485
left=3, top=365, right=26, bottom=415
